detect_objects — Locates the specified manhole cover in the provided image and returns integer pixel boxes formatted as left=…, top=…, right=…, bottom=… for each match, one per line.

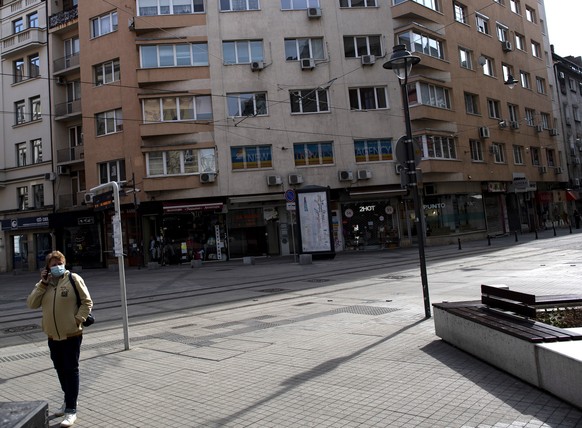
left=382, top=275, right=409, bottom=280
left=306, top=279, right=330, bottom=283
left=3, top=324, right=39, bottom=334
left=256, top=288, right=287, bottom=293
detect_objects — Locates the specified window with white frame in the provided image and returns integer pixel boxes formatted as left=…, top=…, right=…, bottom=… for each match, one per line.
left=17, top=186, right=28, bottom=210
left=293, top=141, right=334, bottom=166
left=515, top=33, right=526, bottom=51
left=349, top=86, right=388, bottom=110
left=424, top=135, right=456, bottom=159
left=354, top=139, right=393, bottom=162
left=508, top=103, right=519, bottom=122
left=459, top=47, right=473, bottom=69
left=525, top=108, right=535, bottom=126
left=513, top=145, right=524, bottom=165
left=398, top=31, right=444, bottom=60
left=223, top=40, right=263, bottom=64
left=220, top=0, right=259, bottom=11
left=502, top=63, right=512, bottom=82
left=94, top=59, right=120, bottom=86
left=393, top=0, right=439, bottom=12
left=231, top=146, right=272, bottom=170
left=470, top=139, right=483, bottom=162
left=285, top=38, right=324, bottom=60
left=491, top=143, right=505, bottom=163
left=453, top=2, right=467, bottom=24
left=482, top=56, right=495, bottom=77
left=464, top=92, right=479, bottom=115
left=91, top=11, right=118, bottom=38
left=343, top=35, right=382, bottom=58
left=536, top=77, right=546, bottom=94
left=137, top=0, right=204, bottom=16
left=99, top=159, right=126, bottom=183
left=17, top=142, right=27, bottom=166
left=147, top=149, right=213, bottom=176
left=30, top=96, right=41, bottom=121
left=340, top=0, right=377, bottom=7
left=15, top=100, right=26, bottom=125
left=487, top=99, right=501, bottom=119
left=143, top=96, right=212, bottom=122
left=281, top=0, right=320, bottom=10
left=141, top=43, right=209, bottom=68
left=510, top=0, right=520, bottom=14
left=69, top=125, right=83, bottom=147
left=540, top=112, right=550, bottom=129
left=520, top=71, right=531, bottom=89
left=290, top=89, right=330, bottom=114
left=409, top=82, right=451, bottom=109
left=496, top=23, right=509, bottom=42
left=28, top=54, right=40, bottom=78
left=476, top=14, right=490, bottom=34
left=227, top=92, right=267, bottom=117
left=530, top=147, right=540, bottom=165
left=531, top=40, right=541, bottom=58
left=96, top=108, right=123, bottom=136
left=31, top=139, right=42, bottom=163
left=525, top=5, right=536, bottom=22
left=32, top=184, right=44, bottom=208
left=64, top=36, right=80, bottom=68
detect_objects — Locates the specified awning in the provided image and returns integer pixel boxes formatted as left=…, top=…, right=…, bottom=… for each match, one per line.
left=163, top=202, right=223, bottom=213
left=566, top=190, right=579, bottom=201
left=228, top=194, right=284, bottom=204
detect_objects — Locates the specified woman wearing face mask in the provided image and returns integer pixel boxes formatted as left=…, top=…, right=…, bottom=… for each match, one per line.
left=27, top=250, right=92, bottom=428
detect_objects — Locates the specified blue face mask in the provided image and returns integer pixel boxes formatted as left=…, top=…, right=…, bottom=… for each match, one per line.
left=50, top=265, right=66, bottom=277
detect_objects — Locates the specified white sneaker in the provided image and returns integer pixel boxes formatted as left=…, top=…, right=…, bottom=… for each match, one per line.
left=54, top=402, right=66, bottom=417
left=60, top=413, right=77, bottom=427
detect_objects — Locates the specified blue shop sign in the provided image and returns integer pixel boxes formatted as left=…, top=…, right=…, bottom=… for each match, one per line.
left=1, top=216, right=49, bottom=231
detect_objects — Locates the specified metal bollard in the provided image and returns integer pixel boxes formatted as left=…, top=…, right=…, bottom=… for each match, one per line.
left=487, top=235, right=491, bottom=246
left=515, top=231, right=518, bottom=242
left=553, top=223, right=557, bottom=237
left=458, top=238, right=461, bottom=250
left=535, top=229, right=538, bottom=239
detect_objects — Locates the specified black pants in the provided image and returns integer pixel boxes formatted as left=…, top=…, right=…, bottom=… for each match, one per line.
left=48, top=335, right=82, bottom=413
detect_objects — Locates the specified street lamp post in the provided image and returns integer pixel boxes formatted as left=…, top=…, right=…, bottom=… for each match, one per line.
left=384, top=45, right=431, bottom=318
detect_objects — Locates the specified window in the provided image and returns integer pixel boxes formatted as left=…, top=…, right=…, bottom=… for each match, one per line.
left=540, top=113, right=550, bottom=129
left=27, top=12, right=39, bottom=28
left=530, top=147, right=540, bottom=165
left=17, top=142, right=27, bottom=166
left=525, top=5, right=536, bottom=22
left=142, top=96, right=212, bottom=122
left=64, top=36, right=80, bottom=68
left=31, top=139, right=42, bottom=163
left=290, top=88, right=330, bottom=114
left=515, top=33, right=525, bottom=51
left=502, top=63, right=512, bottom=83
left=424, top=136, right=456, bottom=159
left=94, top=59, right=120, bottom=86
left=464, top=92, right=479, bottom=115
left=230, top=146, right=272, bottom=170
left=96, top=108, right=123, bottom=136
left=536, top=77, right=546, bottom=94
left=525, top=108, right=535, bottom=126
left=220, top=0, right=259, bottom=11
left=470, top=139, right=483, bottom=162
left=138, top=0, right=204, bottom=15
left=398, top=31, right=444, bottom=60
left=343, top=35, right=382, bottom=58
left=227, top=92, right=267, bottom=117
left=574, top=106, right=581, bottom=122
left=487, top=99, right=501, bottom=119
left=90, top=11, right=118, bottom=38
left=147, top=149, right=211, bottom=175
left=99, top=159, right=126, bottom=183
left=28, top=54, right=40, bottom=78
left=17, top=186, right=28, bottom=210
left=281, top=0, right=320, bottom=10
left=394, top=0, right=439, bottom=12
left=520, top=71, right=531, bottom=89
left=141, top=43, right=209, bottom=68
left=513, top=145, right=524, bottom=165
left=69, top=125, right=83, bottom=147
left=32, top=184, right=44, bottom=208
left=13, top=18, right=24, bottom=34
left=354, top=139, right=392, bottom=162
left=568, top=77, right=577, bottom=92
left=30, top=96, right=41, bottom=121
left=531, top=41, right=541, bottom=58
left=510, top=0, right=520, bottom=14
left=293, top=142, right=334, bottom=166
left=508, top=103, right=519, bottom=122
left=349, top=87, right=388, bottom=110
left=340, top=0, right=377, bottom=7
left=496, top=23, right=509, bottom=42
left=459, top=47, right=473, bottom=69
left=409, top=82, right=451, bottom=109
left=546, top=149, right=555, bottom=167
left=491, top=143, right=505, bottom=163
left=476, top=14, right=490, bottom=34
left=14, top=59, right=24, bottom=83
left=454, top=2, right=467, bottom=24
left=285, top=38, right=324, bottom=61
left=222, top=40, right=263, bottom=64
left=15, top=100, right=26, bottom=125
left=482, top=56, right=495, bottom=77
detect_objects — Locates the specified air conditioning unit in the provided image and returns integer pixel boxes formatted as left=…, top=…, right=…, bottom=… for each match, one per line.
left=84, top=192, right=95, bottom=204
left=301, top=58, right=316, bottom=70
left=56, top=76, right=66, bottom=86
left=57, top=165, right=70, bottom=176
left=539, top=166, right=548, bottom=174
left=307, top=7, right=322, bottom=18
left=555, top=167, right=563, bottom=174
left=288, top=174, right=304, bottom=185
left=250, top=61, right=264, bottom=71
left=338, top=170, right=353, bottom=181
left=510, top=121, right=520, bottom=129
left=498, top=120, right=507, bottom=129
left=361, top=55, right=376, bottom=66
left=44, top=172, right=56, bottom=181
left=200, top=172, right=216, bottom=183
left=266, top=175, right=282, bottom=186
left=501, top=41, right=513, bottom=52
left=479, top=126, right=490, bottom=139
left=535, top=124, right=543, bottom=133
left=549, top=128, right=559, bottom=136
left=558, top=72, right=565, bottom=80
left=357, top=170, right=372, bottom=180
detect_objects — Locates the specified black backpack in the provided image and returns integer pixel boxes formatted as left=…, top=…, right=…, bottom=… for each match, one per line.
left=69, top=273, right=95, bottom=327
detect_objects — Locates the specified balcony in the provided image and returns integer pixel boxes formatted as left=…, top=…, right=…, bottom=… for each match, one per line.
left=137, top=66, right=209, bottom=85
left=48, top=6, right=78, bottom=31
left=140, top=121, right=212, bottom=138
left=53, top=53, right=80, bottom=74
left=133, top=13, right=206, bottom=34
left=54, top=99, right=81, bottom=120
left=57, top=146, right=84, bottom=164
left=1, top=27, right=46, bottom=59
left=391, top=0, right=444, bottom=23
left=1, top=0, right=43, bottom=18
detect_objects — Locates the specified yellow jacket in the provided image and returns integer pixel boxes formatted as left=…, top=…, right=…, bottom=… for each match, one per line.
left=27, top=271, right=93, bottom=341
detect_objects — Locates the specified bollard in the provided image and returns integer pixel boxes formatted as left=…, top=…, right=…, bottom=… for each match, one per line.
left=569, top=224, right=572, bottom=234
left=487, top=235, right=491, bottom=246
left=535, top=229, right=538, bottom=239
left=458, top=238, right=461, bottom=250
left=514, top=231, right=518, bottom=242
left=553, top=223, right=557, bottom=237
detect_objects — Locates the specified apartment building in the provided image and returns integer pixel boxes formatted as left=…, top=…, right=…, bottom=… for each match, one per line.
left=0, top=0, right=569, bottom=271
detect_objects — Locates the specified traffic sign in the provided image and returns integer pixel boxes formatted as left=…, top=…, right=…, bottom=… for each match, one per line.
left=284, top=189, right=296, bottom=202
left=394, top=136, right=422, bottom=167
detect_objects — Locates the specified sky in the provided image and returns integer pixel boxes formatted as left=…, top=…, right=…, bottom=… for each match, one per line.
left=544, top=0, right=582, bottom=58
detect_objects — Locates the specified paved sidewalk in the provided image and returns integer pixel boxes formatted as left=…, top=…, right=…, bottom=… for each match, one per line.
left=1, top=230, right=582, bottom=427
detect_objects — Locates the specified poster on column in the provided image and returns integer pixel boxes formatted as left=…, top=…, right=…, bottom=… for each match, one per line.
left=295, top=186, right=335, bottom=259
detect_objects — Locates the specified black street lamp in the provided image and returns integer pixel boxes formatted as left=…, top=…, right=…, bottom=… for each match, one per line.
left=505, top=74, right=519, bottom=89
left=384, top=45, right=431, bottom=318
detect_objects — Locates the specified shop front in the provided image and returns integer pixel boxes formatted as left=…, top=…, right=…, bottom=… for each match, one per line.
left=340, top=199, right=401, bottom=250
left=423, top=193, right=487, bottom=237
left=50, top=211, right=103, bottom=269
left=1, top=215, right=52, bottom=272
left=483, top=182, right=508, bottom=236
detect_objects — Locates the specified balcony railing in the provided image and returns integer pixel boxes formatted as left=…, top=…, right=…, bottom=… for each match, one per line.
left=55, top=99, right=81, bottom=118
left=57, top=145, right=84, bottom=163
left=1, top=0, right=42, bottom=19
left=49, top=6, right=78, bottom=29
left=54, top=53, right=80, bottom=73
left=1, top=27, right=46, bottom=58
